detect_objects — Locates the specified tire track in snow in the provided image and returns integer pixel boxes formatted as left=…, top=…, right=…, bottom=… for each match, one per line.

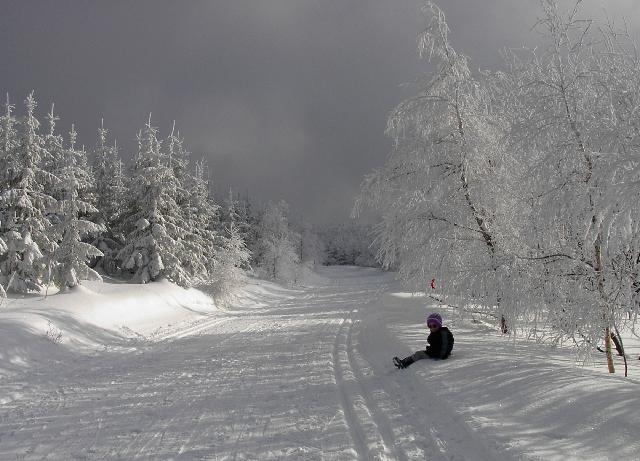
left=332, top=315, right=369, bottom=459
left=333, top=309, right=395, bottom=460
left=116, top=318, right=265, bottom=458
left=345, top=311, right=414, bottom=461
left=330, top=277, right=425, bottom=460
left=153, top=315, right=230, bottom=341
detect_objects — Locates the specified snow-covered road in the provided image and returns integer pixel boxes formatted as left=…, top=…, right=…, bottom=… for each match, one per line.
left=3, top=266, right=640, bottom=460
left=0, top=267, right=512, bottom=460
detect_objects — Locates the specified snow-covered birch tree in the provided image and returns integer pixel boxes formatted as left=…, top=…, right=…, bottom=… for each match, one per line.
left=501, top=0, right=640, bottom=371
left=355, top=2, right=518, bottom=326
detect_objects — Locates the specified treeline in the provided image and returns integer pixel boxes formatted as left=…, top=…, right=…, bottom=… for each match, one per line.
left=321, top=223, right=379, bottom=267
left=0, top=96, right=376, bottom=302
left=356, top=1, right=640, bottom=373
left=0, top=94, right=255, bottom=302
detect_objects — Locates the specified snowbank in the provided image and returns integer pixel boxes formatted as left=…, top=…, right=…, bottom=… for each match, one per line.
left=0, top=272, right=319, bottom=379
left=0, top=277, right=216, bottom=378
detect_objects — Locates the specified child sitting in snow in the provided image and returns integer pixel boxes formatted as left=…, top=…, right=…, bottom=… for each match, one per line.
left=393, top=313, right=454, bottom=369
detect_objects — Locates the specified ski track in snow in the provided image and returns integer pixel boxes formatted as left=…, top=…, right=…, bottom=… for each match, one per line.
left=0, top=267, right=517, bottom=460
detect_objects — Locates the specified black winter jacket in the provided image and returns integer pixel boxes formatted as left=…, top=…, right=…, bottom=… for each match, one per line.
left=426, top=326, right=454, bottom=359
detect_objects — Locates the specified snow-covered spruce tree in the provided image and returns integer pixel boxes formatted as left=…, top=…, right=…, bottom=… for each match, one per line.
left=92, top=121, right=126, bottom=273
left=50, top=131, right=103, bottom=289
left=220, top=189, right=240, bottom=230
left=41, top=105, right=65, bottom=206
left=255, top=200, right=300, bottom=283
left=68, top=125, right=97, bottom=220
left=0, top=94, right=17, bottom=297
left=0, top=93, right=58, bottom=293
left=501, top=0, right=640, bottom=371
left=163, top=129, right=216, bottom=283
left=182, top=158, right=219, bottom=283
left=117, top=118, right=190, bottom=286
left=355, top=2, right=518, bottom=326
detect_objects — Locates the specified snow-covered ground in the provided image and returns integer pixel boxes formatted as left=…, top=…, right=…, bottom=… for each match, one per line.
left=1, top=266, right=639, bottom=460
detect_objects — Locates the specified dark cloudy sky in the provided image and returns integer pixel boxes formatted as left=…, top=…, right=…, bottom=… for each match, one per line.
left=2, top=1, right=638, bottom=224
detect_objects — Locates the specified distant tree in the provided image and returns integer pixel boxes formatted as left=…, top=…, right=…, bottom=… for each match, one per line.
left=210, top=221, right=251, bottom=306
left=298, top=219, right=325, bottom=266
left=321, top=223, right=378, bottom=267
left=222, top=189, right=260, bottom=268
left=256, top=200, right=300, bottom=282
left=220, top=189, right=240, bottom=229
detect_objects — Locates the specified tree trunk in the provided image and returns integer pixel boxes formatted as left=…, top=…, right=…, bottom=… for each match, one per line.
left=613, top=325, right=628, bottom=377
left=594, top=232, right=615, bottom=373
left=604, top=326, right=615, bottom=374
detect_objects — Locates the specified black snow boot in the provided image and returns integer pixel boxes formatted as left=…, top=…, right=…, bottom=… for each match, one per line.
left=393, top=356, right=414, bottom=369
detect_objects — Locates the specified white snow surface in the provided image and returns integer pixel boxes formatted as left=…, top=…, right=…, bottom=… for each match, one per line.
left=1, top=266, right=639, bottom=460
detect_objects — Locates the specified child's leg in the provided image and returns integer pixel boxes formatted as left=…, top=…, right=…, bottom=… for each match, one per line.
left=396, top=350, right=429, bottom=369
left=411, top=350, right=429, bottom=362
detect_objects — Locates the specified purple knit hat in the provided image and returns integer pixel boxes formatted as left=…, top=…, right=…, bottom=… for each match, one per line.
left=426, top=313, right=442, bottom=327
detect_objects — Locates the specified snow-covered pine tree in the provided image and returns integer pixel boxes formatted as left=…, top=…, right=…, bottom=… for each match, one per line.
left=0, top=94, right=17, bottom=297
left=0, top=93, right=58, bottom=293
left=50, top=129, right=103, bottom=289
left=163, top=128, right=215, bottom=283
left=68, top=125, right=97, bottom=221
left=117, top=117, right=190, bottom=286
left=92, top=121, right=126, bottom=273
left=220, top=189, right=240, bottom=229
left=165, top=123, right=190, bottom=194
left=217, top=189, right=258, bottom=270
left=183, top=158, right=219, bottom=283
left=355, top=2, right=516, bottom=325
left=256, top=200, right=300, bottom=283
left=235, top=192, right=261, bottom=267
left=41, top=104, right=65, bottom=207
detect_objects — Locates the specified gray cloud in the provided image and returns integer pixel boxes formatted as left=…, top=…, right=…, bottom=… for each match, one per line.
left=1, top=1, right=637, bottom=224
